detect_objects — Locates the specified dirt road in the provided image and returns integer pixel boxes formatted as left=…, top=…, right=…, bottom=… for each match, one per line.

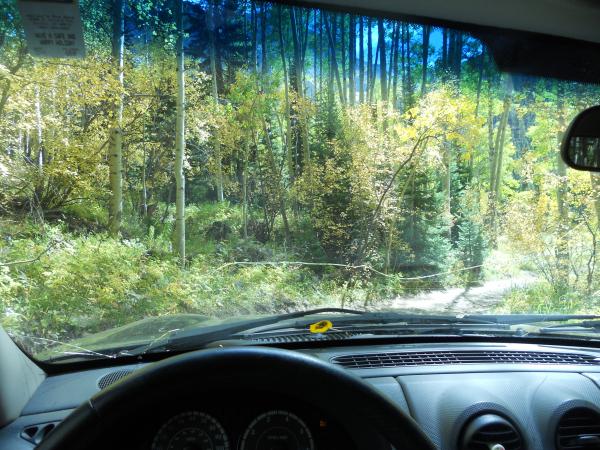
left=381, top=272, right=538, bottom=315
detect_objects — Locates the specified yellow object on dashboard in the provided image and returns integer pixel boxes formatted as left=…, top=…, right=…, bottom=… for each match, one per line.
left=309, top=320, right=333, bottom=334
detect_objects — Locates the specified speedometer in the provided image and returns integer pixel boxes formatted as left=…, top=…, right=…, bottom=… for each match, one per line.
left=240, top=410, right=314, bottom=450
left=152, top=411, right=229, bottom=450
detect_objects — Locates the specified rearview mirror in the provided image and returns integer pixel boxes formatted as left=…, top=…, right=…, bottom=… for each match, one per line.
left=561, top=105, right=600, bottom=172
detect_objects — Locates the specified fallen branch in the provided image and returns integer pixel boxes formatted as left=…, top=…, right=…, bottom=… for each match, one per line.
left=0, top=241, right=58, bottom=267
left=214, top=260, right=484, bottom=280
left=215, top=260, right=386, bottom=275
left=393, top=264, right=484, bottom=281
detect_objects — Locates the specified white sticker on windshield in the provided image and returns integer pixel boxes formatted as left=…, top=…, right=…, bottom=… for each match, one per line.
left=17, top=0, right=86, bottom=58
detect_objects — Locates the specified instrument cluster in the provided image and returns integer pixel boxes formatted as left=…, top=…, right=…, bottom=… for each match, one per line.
left=150, top=401, right=354, bottom=450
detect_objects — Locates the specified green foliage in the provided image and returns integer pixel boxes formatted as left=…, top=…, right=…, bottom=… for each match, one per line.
left=2, top=0, right=600, bottom=349
left=395, top=172, right=452, bottom=275
left=0, top=224, right=402, bottom=341
left=498, top=282, right=600, bottom=315
left=456, top=187, right=487, bottom=280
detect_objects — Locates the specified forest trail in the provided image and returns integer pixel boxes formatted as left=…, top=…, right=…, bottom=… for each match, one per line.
left=380, top=272, right=538, bottom=315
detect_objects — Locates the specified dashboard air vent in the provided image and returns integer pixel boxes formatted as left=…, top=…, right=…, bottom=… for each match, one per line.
left=331, top=350, right=600, bottom=369
left=556, top=407, right=600, bottom=450
left=460, top=414, right=523, bottom=450
left=20, top=421, right=60, bottom=445
left=98, top=369, right=134, bottom=390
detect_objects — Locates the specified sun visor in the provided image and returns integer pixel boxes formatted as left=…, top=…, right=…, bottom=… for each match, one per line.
left=475, top=29, right=600, bottom=84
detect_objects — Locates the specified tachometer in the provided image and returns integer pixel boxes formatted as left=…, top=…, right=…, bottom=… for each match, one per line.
left=240, top=410, right=314, bottom=450
left=152, top=411, right=229, bottom=450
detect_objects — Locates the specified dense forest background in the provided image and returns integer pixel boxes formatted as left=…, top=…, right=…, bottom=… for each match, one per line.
left=1, top=0, right=600, bottom=345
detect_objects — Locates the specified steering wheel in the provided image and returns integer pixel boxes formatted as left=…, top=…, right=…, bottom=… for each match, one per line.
left=37, top=347, right=435, bottom=450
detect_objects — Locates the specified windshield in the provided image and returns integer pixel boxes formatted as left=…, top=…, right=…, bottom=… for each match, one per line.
left=2, top=0, right=600, bottom=363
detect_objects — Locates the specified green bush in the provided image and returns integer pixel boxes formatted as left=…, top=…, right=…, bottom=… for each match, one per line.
left=497, top=282, right=599, bottom=315
left=0, top=225, right=358, bottom=343
left=1, top=232, right=178, bottom=339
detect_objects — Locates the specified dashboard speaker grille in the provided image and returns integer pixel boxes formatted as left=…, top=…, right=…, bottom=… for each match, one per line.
left=97, top=369, right=134, bottom=390
left=331, top=350, right=600, bottom=369
left=556, top=407, right=600, bottom=450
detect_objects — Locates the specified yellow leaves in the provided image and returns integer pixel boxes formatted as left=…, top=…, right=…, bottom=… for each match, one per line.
left=568, top=170, right=598, bottom=211
left=402, top=125, right=418, bottom=140
left=403, top=106, right=420, bottom=121
left=534, top=193, right=550, bottom=234
left=459, top=149, right=472, bottom=163
left=504, top=191, right=546, bottom=254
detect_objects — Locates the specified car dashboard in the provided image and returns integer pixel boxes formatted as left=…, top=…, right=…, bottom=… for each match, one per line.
left=2, top=341, right=600, bottom=450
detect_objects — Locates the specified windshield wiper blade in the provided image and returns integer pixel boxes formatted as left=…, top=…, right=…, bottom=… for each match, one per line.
left=43, top=351, right=119, bottom=363
left=464, top=314, right=600, bottom=325
left=9, top=331, right=117, bottom=361
left=237, top=323, right=515, bottom=339
left=128, top=307, right=366, bottom=355
left=243, top=314, right=500, bottom=336
left=128, top=310, right=506, bottom=355
left=291, top=312, right=499, bottom=326
left=538, top=319, right=600, bottom=333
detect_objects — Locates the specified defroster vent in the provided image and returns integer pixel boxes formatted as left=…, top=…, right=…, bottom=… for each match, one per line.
left=249, top=331, right=357, bottom=344
left=331, top=350, right=600, bottom=369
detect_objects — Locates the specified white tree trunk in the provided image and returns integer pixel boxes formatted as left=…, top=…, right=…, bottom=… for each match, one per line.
left=591, top=173, right=600, bottom=227
left=109, top=0, right=124, bottom=236
left=34, top=85, right=43, bottom=173
left=444, top=141, right=451, bottom=239
left=242, top=142, right=249, bottom=238
left=175, top=0, right=186, bottom=265
left=17, top=128, right=22, bottom=158
left=142, top=146, right=148, bottom=217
